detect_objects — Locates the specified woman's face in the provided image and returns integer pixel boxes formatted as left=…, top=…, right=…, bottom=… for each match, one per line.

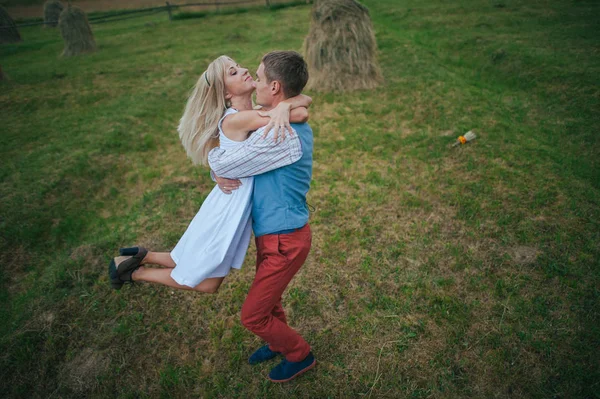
left=223, top=58, right=255, bottom=97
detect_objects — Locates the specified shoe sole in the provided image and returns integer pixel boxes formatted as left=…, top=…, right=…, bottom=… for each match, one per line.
left=119, top=247, right=139, bottom=256
left=108, top=259, right=123, bottom=290
left=268, top=358, right=316, bottom=383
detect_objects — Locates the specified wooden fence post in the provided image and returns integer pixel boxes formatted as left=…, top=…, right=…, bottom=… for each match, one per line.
left=215, top=0, right=220, bottom=13
left=166, top=1, right=172, bottom=21
left=265, top=0, right=271, bottom=7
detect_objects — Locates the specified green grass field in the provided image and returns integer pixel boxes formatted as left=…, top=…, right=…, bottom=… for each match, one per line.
left=1, top=0, right=599, bottom=397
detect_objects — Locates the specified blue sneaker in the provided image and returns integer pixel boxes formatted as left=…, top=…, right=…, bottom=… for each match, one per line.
left=268, top=352, right=316, bottom=382
left=249, top=345, right=280, bottom=365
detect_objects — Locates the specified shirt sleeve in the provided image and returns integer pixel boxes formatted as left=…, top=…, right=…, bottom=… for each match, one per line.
left=208, top=127, right=303, bottom=179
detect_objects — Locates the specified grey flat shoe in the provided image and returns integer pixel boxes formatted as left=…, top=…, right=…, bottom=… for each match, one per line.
left=108, top=247, right=148, bottom=290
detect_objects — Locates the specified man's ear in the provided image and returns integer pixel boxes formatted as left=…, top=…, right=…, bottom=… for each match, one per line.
left=271, top=80, right=282, bottom=96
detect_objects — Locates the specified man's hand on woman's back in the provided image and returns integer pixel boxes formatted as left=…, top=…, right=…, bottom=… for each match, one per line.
left=215, top=175, right=242, bottom=194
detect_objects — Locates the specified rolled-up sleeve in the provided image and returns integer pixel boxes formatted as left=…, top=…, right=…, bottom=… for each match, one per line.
left=208, top=127, right=302, bottom=179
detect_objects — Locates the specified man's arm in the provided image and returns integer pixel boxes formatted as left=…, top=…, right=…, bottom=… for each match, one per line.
left=208, top=127, right=302, bottom=179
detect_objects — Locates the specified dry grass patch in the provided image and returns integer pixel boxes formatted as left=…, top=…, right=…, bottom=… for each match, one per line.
left=511, top=246, right=539, bottom=265
left=59, top=348, right=109, bottom=394
left=0, top=245, right=31, bottom=291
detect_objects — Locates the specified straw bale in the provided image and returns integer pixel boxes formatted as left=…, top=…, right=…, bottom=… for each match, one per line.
left=44, top=0, right=64, bottom=28
left=59, top=5, right=96, bottom=56
left=303, top=0, right=382, bottom=92
left=0, top=6, right=22, bottom=44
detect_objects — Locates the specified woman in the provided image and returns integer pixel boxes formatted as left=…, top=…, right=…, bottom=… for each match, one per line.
left=109, top=55, right=311, bottom=293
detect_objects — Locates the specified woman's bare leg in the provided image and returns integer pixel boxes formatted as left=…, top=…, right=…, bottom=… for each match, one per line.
left=132, top=267, right=224, bottom=293
left=141, top=252, right=176, bottom=268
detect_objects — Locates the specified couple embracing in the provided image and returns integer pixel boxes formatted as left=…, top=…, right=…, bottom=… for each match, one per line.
left=108, top=51, right=316, bottom=382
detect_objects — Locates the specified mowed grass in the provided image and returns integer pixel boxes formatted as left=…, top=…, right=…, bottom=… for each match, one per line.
left=1, top=0, right=599, bottom=397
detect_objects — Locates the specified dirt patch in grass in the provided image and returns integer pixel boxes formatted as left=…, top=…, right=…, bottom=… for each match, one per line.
left=511, top=245, right=539, bottom=265
left=70, top=244, right=94, bottom=261
left=59, top=348, right=109, bottom=394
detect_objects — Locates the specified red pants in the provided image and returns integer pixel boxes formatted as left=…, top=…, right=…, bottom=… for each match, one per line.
left=241, top=224, right=312, bottom=362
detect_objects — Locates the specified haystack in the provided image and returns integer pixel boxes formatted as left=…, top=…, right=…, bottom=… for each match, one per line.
left=0, top=6, right=22, bottom=44
left=59, top=5, right=96, bottom=56
left=303, top=0, right=382, bottom=92
left=44, top=0, right=64, bottom=27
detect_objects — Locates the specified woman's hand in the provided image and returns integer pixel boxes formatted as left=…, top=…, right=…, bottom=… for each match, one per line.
left=258, top=102, right=294, bottom=142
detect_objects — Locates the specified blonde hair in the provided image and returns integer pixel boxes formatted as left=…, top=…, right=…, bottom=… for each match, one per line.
left=178, top=55, right=232, bottom=166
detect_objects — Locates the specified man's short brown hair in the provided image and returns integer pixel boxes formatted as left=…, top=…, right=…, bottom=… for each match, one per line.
left=261, top=51, right=309, bottom=98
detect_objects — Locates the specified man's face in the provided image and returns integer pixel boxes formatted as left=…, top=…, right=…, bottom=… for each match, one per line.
left=254, top=63, right=271, bottom=107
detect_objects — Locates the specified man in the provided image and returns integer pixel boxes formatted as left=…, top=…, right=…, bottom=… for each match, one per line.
left=208, top=51, right=315, bottom=382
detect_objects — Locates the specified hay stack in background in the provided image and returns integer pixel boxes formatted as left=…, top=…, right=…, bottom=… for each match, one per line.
left=0, top=6, right=22, bottom=44
left=59, top=5, right=96, bottom=56
left=44, top=0, right=64, bottom=28
left=303, top=0, right=382, bottom=92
